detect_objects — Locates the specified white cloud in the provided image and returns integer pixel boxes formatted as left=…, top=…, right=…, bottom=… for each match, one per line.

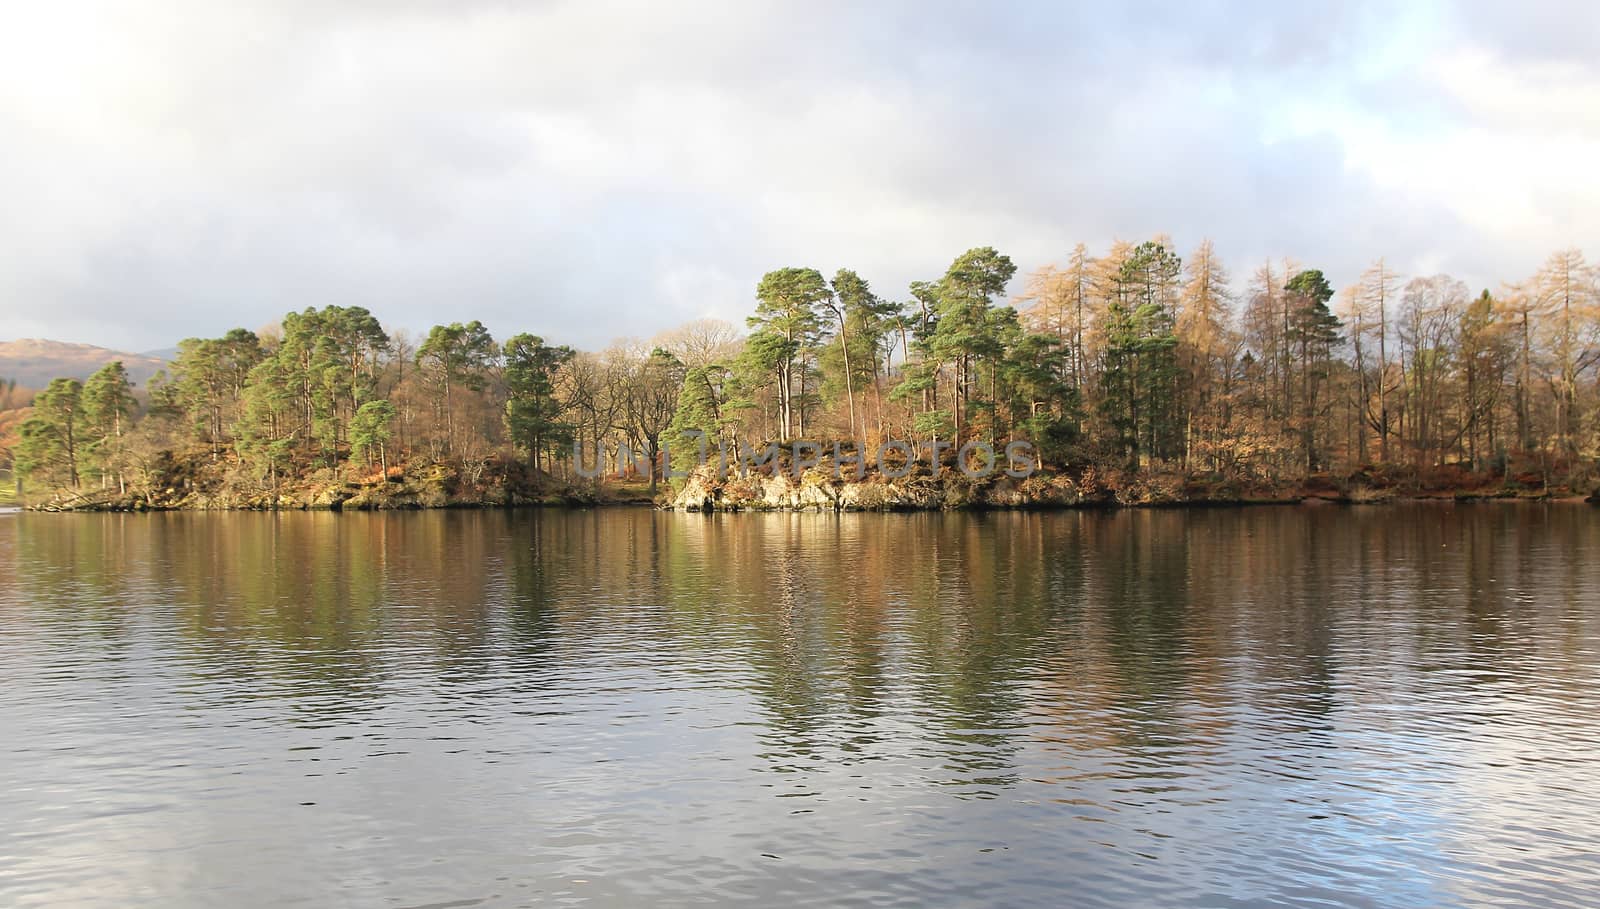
left=0, top=0, right=1594, bottom=350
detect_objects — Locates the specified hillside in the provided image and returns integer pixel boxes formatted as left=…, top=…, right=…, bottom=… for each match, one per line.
left=0, top=339, right=168, bottom=388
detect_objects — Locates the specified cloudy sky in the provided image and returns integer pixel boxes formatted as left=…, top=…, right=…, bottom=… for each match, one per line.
left=1, top=0, right=1596, bottom=352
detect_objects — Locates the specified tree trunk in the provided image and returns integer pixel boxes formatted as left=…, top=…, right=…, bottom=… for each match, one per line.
left=836, top=310, right=857, bottom=441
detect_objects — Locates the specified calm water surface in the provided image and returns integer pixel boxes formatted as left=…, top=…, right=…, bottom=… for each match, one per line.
left=2, top=505, right=1599, bottom=907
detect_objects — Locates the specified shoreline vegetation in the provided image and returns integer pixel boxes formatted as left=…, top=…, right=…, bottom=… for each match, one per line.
left=665, top=465, right=1600, bottom=512
left=16, top=448, right=1600, bottom=512
left=4, top=242, right=1599, bottom=513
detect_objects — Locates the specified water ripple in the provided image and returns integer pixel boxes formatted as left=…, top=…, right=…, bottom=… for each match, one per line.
left=1, top=506, right=1599, bottom=907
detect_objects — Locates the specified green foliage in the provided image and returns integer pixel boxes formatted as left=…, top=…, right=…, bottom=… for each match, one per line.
left=17, top=378, right=84, bottom=489
left=418, top=321, right=496, bottom=392
left=908, top=280, right=942, bottom=339
left=280, top=308, right=387, bottom=463
left=417, top=320, right=498, bottom=453
left=1003, top=331, right=1081, bottom=462
left=1286, top=269, right=1341, bottom=350
left=666, top=366, right=725, bottom=481
left=23, top=236, right=1572, bottom=505
left=917, top=247, right=1019, bottom=438
left=350, top=400, right=397, bottom=469
left=15, top=417, right=66, bottom=488
left=189, top=310, right=381, bottom=474
left=942, top=247, right=1018, bottom=307
left=931, top=249, right=1016, bottom=356
left=751, top=268, right=831, bottom=343
left=238, top=352, right=301, bottom=484
left=171, top=329, right=263, bottom=451
left=913, top=410, right=954, bottom=444
left=1284, top=269, right=1344, bottom=470
left=503, top=333, right=575, bottom=471
left=819, top=268, right=900, bottom=419
left=83, top=362, right=135, bottom=432
left=749, top=267, right=832, bottom=438
left=1097, top=241, right=1183, bottom=464
left=82, top=361, right=137, bottom=484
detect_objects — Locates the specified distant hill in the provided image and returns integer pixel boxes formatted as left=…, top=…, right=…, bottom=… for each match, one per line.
left=0, top=339, right=169, bottom=388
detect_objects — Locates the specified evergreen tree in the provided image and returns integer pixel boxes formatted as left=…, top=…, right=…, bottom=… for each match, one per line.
left=238, top=353, right=301, bottom=489
left=748, top=268, right=830, bottom=439
left=667, top=365, right=726, bottom=480
left=503, top=333, right=575, bottom=472
left=171, top=330, right=263, bottom=455
left=1098, top=241, right=1182, bottom=464
left=82, top=361, right=137, bottom=490
left=350, top=400, right=397, bottom=475
left=926, top=247, right=1017, bottom=441
left=17, top=378, right=85, bottom=489
left=417, top=320, right=498, bottom=454
left=1285, top=268, right=1342, bottom=471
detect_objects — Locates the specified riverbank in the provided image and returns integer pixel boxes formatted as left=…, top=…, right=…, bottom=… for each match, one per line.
left=18, top=449, right=1599, bottom=512
left=663, top=461, right=1598, bottom=512
left=19, top=451, right=656, bottom=512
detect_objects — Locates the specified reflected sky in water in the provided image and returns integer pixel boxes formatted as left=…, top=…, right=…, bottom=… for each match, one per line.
left=2, top=506, right=1599, bottom=907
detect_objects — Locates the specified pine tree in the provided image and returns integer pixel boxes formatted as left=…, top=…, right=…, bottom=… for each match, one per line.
left=1098, top=241, right=1181, bottom=465
left=1285, top=269, right=1343, bottom=473
left=417, top=321, right=498, bottom=454
left=350, top=400, right=397, bottom=475
left=926, top=247, right=1017, bottom=442
left=748, top=268, right=830, bottom=440
left=666, top=366, right=725, bottom=481
left=82, top=361, right=136, bottom=491
left=17, top=378, right=85, bottom=489
left=503, top=334, right=576, bottom=472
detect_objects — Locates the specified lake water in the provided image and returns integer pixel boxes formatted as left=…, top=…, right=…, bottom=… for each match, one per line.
left=2, top=505, right=1599, bottom=907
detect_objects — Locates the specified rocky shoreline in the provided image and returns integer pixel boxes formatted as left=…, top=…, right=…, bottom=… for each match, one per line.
left=663, top=464, right=1596, bottom=512
left=17, top=455, right=653, bottom=513
left=21, top=486, right=1594, bottom=513
left=16, top=453, right=1599, bottom=513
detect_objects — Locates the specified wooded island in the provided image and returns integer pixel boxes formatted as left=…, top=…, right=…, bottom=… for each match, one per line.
left=5, top=241, right=1598, bottom=510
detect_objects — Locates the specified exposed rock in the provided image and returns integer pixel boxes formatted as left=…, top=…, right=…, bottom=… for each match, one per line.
left=663, top=464, right=1088, bottom=512
left=311, top=485, right=353, bottom=510
left=23, top=445, right=1590, bottom=512
left=18, top=449, right=625, bottom=512
left=675, top=469, right=719, bottom=512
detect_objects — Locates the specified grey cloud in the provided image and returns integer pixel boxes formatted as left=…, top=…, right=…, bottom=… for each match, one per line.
left=1446, top=0, right=1600, bottom=69
left=0, top=0, right=1592, bottom=352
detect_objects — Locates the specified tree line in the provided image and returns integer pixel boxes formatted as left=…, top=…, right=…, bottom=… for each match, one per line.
left=11, top=241, right=1599, bottom=498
